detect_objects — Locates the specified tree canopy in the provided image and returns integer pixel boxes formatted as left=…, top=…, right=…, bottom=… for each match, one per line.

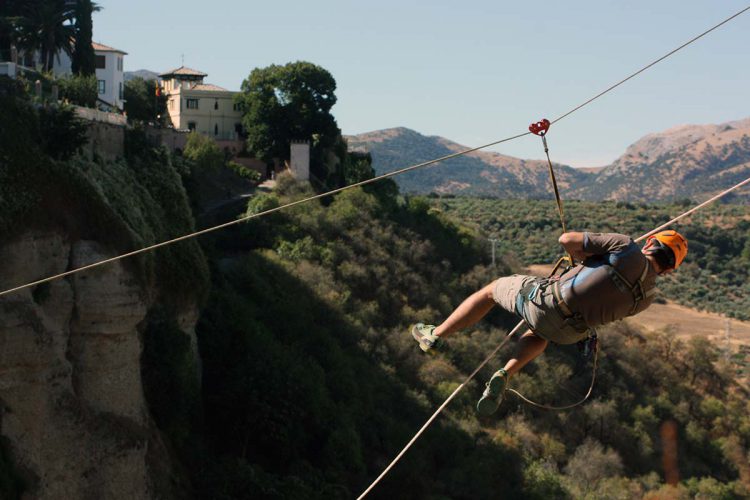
left=236, top=61, right=340, bottom=168
left=71, top=0, right=99, bottom=76
left=123, top=77, right=167, bottom=124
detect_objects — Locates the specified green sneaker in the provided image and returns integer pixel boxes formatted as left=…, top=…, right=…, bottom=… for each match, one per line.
left=411, top=323, right=442, bottom=354
left=476, top=368, right=509, bottom=416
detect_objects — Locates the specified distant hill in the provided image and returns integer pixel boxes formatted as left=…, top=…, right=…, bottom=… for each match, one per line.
left=567, top=118, right=750, bottom=202
left=346, top=127, right=590, bottom=198
left=124, top=69, right=160, bottom=82
left=346, top=118, right=750, bottom=202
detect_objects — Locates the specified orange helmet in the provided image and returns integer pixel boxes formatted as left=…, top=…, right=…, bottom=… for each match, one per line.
left=646, top=230, right=688, bottom=270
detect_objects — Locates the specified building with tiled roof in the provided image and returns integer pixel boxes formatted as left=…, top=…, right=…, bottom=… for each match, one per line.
left=160, top=66, right=244, bottom=140
left=11, top=41, right=127, bottom=110
left=159, top=66, right=207, bottom=79
left=91, top=42, right=127, bottom=54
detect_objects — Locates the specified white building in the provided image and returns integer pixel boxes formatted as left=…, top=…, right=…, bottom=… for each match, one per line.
left=90, top=42, right=127, bottom=110
left=11, top=42, right=127, bottom=110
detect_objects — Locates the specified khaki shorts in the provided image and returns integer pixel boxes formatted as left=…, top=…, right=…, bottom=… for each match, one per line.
left=492, top=274, right=589, bottom=345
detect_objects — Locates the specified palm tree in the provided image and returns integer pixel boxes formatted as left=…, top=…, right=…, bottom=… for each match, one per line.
left=16, top=0, right=76, bottom=71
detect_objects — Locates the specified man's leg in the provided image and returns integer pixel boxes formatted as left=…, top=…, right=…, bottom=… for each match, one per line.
left=477, top=331, right=548, bottom=415
left=411, top=280, right=498, bottom=353
left=502, top=330, right=548, bottom=376
left=433, top=281, right=497, bottom=338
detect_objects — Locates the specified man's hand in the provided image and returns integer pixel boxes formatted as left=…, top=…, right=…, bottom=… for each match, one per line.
left=559, top=232, right=593, bottom=262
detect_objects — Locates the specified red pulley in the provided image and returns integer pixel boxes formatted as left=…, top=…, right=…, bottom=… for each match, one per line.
left=529, top=118, right=550, bottom=136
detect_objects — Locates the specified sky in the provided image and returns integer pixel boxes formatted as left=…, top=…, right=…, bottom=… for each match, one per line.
left=93, top=1, right=750, bottom=168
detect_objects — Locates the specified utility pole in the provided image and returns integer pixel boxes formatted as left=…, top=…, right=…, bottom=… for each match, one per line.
left=489, top=238, right=498, bottom=267
left=724, top=318, right=731, bottom=360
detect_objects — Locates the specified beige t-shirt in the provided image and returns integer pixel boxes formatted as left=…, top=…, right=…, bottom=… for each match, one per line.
left=558, top=232, right=657, bottom=327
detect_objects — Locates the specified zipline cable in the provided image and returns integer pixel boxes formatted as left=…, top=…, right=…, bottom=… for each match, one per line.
left=1, top=4, right=747, bottom=299
left=551, top=4, right=750, bottom=125
left=357, top=173, right=750, bottom=499
left=0, top=132, right=529, bottom=298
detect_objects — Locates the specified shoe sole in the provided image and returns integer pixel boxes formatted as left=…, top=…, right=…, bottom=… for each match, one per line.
left=411, top=324, right=435, bottom=353
left=476, top=373, right=506, bottom=416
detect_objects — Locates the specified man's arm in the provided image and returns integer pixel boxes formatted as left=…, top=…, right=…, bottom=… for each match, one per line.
left=559, top=232, right=593, bottom=262
left=560, top=231, right=634, bottom=262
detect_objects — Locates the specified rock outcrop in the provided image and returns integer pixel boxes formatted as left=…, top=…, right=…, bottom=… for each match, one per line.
left=0, top=231, right=197, bottom=499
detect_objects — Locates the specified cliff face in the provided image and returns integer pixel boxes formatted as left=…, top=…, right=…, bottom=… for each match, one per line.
left=0, top=231, right=198, bottom=498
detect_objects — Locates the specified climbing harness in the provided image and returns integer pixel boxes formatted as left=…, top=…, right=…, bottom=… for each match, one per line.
left=608, top=258, right=656, bottom=315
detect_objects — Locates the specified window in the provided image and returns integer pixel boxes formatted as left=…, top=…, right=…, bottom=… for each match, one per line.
left=95, top=55, right=106, bottom=69
left=117, top=57, right=123, bottom=71
left=118, top=82, right=123, bottom=100
left=233, top=102, right=243, bottom=112
left=186, top=98, right=199, bottom=109
left=214, top=100, right=219, bottom=110
left=214, top=124, right=219, bottom=136
left=98, top=80, right=105, bottom=94
left=188, top=122, right=196, bottom=132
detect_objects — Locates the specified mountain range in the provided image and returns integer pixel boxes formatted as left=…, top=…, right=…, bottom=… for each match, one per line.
left=346, top=117, right=750, bottom=202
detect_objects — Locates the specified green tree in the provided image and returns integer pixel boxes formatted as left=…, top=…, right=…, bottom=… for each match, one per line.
left=236, top=61, right=340, bottom=173
left=123, top=77, right=167, bottom=124
left=57, top=73, right=96, bottom=107
left=71, top=0, right=100, bottom=76
left=183, top=132, right=225, bottom=171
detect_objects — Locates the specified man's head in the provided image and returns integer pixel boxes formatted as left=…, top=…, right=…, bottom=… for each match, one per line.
left=642, top=230, right=688, bottom=274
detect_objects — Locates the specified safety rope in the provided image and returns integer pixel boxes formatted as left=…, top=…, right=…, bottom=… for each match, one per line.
left=507, top=344, right=599, bottom=411
left=357, top=174, right=750, bottom=499
left=355, top=321, right=529, bottom=500
left=1, top=4, right=747, bottom=299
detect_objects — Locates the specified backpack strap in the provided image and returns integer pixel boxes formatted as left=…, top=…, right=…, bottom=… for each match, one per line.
left=608, top=259, right=654, bottom=315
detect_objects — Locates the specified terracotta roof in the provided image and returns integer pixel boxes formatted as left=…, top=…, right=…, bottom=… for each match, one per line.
left=92, top=42, right=127, bottom=54
left=192, top=83, right=229, bottom=92
left=159, top=66, right=208, bottom=78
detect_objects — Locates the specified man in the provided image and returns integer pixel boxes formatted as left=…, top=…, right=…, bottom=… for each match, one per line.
left=411, top=230, right=688, bottom=415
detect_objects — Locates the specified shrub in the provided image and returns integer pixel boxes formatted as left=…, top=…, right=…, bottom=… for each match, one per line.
left=57, top=74, right=97, bottom=108
left=184, top=132, right=225, bottom=171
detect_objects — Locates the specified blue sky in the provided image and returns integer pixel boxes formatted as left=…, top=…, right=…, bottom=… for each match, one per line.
left=94, top=1, right=750, bottom=168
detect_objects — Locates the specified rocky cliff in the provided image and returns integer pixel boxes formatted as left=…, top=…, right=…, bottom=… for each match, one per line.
left=0, top=232, right=198, bottom=498
left=0, top=81, right=208, bottom=498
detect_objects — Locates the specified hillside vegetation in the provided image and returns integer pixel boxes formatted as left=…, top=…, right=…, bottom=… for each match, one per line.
left=172, top=180, right=750, bottom=498
left=2, top=77, right=750, bottom=499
